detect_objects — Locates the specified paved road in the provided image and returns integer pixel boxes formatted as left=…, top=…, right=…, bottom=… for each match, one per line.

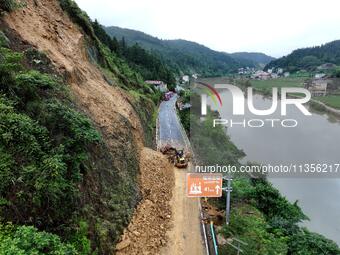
left=158, top=95, right=205, bottom=255
left=158, top=95, right=187, bottom=149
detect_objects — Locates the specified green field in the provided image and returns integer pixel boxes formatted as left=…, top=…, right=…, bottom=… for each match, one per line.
left=317, top=95, right=340, bottom=109
left=250, top=77, right=305, bottom=95
left=250, top=78, right=340, bottom=110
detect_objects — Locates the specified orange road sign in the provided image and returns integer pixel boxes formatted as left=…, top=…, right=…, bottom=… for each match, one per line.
left=187, top=173, right=223, bottom=197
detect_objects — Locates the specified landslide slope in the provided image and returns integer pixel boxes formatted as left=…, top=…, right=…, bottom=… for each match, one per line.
left=0, top=0, right=170, bottom=254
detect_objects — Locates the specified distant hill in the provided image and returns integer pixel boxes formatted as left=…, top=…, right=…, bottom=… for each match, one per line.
left=104, top=26, right=270, bottom=76
left=230, top=52, right=275, bottom=67
left=265, top=40, right=340, bottom=72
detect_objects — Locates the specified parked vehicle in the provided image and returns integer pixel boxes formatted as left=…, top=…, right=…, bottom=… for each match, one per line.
left=164, top=91, right=174, bottom=101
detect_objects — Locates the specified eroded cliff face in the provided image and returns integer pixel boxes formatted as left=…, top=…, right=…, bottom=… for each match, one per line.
left=4, top=0, right=143, bottom=146
left=2, top=0, right=153, bottom=253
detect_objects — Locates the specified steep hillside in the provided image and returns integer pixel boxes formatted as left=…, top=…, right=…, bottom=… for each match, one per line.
left=230, top=52, right=275, bottom=66
left=265, top=40, right=340, bottom=72
left=0, top=0, right=173, bottom=254
left=91, top=20, right=176, bottom=86
left=104, top=26, right=255, bottom=76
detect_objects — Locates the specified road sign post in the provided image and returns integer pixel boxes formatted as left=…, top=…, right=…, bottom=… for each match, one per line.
left=222, top=177, right=233, bottom=225
left=187, top=173, right=223, bottom=197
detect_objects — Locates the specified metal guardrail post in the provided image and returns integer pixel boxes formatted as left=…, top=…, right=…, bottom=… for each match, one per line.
left=210, top=221, right=219, bottom=255
left=222, top=177, right=233, bottom=225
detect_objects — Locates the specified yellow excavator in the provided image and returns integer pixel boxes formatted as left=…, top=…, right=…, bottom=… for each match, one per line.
left=160, top=145, right=189, bottom=168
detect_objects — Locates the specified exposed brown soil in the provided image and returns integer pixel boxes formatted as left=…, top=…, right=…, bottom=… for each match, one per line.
left=4, top=0, right=143, bottom=150
left=3, top=1, right=176, bottom=253
left=116, top=148, right=174, bottom=255
left=201, top=198, right=225, bottom=226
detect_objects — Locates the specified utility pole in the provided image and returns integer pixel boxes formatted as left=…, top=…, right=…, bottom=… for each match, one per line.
left=222, top=177, right=233, bottom=225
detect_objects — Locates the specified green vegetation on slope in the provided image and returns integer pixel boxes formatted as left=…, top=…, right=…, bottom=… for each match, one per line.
left=104, top=26, right=257, bottom=77
left=0, top=0, right=163, bottom=253
left=230, top=52, right=275, bottom=66
left=0, top=0, right=20, bottom=12
left=217, top=178, right=340, bottom=255
left=92, top=20, right=176, bottom=86
left=0, top=224, right=78, bottom=255
left=265, top=40, right=340, bottom=72
left=0, top=43, right=97, bottom=253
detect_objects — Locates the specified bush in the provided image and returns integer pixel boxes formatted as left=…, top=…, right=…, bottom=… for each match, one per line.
left=288, top=228, right=340, bottom=255
left=219, top=205, right=288, bottom=255
left=0, top=0, right=18, bottom=12
left=0, top=46, right=100, bottom=232
left=0, top=224, right=77, bottom=255
left=0, top=98, right=94, bottom=227
left=252, top=179, right=307, bottom=224
left=58, top=0, right=95, bottom=40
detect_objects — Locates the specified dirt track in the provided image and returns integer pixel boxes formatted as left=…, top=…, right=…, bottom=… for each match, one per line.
left=161, top=167, right=205, bottom=255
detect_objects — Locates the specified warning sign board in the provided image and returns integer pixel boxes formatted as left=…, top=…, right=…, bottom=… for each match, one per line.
left=187, top=173, right=223, bottom=197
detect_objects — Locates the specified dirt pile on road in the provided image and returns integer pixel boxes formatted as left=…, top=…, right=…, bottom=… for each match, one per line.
left=116, top=148, right=174, bottom=255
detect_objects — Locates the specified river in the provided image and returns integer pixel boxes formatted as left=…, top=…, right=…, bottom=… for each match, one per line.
left=207, top=88, right=340, bottom=245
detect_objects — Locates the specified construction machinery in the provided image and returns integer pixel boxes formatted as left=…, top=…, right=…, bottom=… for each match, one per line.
left=160, top=144, right=189, bottom=168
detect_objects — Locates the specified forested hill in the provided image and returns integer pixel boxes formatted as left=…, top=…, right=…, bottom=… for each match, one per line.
left=104, top=26, right=269, bottom=76
left=230, top=52, right=275, bottom=67
left=265, top=40, right=340, bottom=72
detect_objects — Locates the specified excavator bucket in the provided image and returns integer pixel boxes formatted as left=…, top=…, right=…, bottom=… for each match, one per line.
left=160, top=145, right=189, bottom=168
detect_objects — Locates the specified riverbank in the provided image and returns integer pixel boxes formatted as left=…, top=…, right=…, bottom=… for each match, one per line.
left=177, top=87, right=340, bottom=254
left=309, top=99, right=340, bottom=117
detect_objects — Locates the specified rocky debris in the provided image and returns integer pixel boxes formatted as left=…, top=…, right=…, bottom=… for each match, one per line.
left=116, top=148, right=175, bottom=255
left=216, top=226, right=228, bottom=246
left=115, top=239, right=131, bottom=251
left=202, top=199, right=225, bottom=225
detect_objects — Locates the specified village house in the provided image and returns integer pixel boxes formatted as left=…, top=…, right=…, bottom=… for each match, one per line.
left=145, top=80, right=168, bottom=92
left=277, top=68, right=284, bottom=74
left=192, top=73, right=199, bottom=79
left=315, top=73, right=326, bottom=79
left=182, top=75, right=190, bottom=83
left=252, top=70, right=271, bottom=80
left=283, top=72, right=290, bottom=77
left=305, top=79, right=328, bottom=96
left=271, top=73, right=279, bottom=79
left=317, top=63, right=336, bottom=70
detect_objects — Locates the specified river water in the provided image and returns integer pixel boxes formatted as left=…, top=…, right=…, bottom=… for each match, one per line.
left=208, top=89, right=340, bottom=245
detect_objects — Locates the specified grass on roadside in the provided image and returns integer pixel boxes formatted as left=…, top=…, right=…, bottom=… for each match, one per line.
left=316, top=95, right=340, bottom=110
